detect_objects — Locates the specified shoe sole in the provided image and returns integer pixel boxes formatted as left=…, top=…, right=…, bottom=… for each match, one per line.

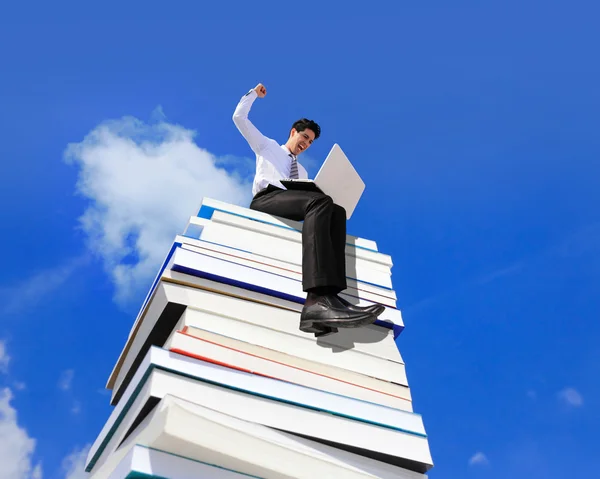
left=303, top=313, right=376, bottom=330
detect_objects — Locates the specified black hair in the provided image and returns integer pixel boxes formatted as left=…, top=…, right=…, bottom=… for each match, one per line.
left=291, top=118, right=321, bottom=140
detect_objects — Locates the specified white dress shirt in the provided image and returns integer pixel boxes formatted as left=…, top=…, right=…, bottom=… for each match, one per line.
left=233, top=90, right=309, bottom=196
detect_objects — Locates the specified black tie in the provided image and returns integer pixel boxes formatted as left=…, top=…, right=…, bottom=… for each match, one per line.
left=289, top=154, right=299, bottom=179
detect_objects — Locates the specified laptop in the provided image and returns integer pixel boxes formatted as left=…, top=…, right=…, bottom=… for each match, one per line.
left=280, top=143, right=365, bottom=219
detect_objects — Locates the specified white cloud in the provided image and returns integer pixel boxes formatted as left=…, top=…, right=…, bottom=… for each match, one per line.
left=65, top=114, right=252, bottom=303
left=70, top=401, right=81, bottom=415
left=61, top=444, right=91, bottom=479
left=0, top=257, right=88, bottom=316
left=31, top=465, right=41, bottom=479
left=13, top=383, right=26, bottom=391
left=0, top=388, right=41, bottom=479
left=0, top=341, right=9, bottom=374
left=469, top=452, right=489, bottom=466
left=558, top=387, right=583, bottom=407
left=58, top=370, right=74, bottom=391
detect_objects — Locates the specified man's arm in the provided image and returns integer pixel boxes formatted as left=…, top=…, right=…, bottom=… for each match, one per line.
left=232, top=83, right=270, bottom=154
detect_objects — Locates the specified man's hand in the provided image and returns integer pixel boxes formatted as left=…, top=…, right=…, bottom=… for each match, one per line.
left=254, top=83, right=267, bottom=98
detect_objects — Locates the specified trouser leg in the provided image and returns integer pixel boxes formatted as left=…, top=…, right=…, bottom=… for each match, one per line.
left=329, top=204, right=348, bottom=293
left=250, top=187, right=379, bottom=333
left=249, top=187, right=346, bottom=292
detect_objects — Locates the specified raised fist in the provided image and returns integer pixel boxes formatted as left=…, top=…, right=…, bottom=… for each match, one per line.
left=254, top=83, right=267, bottom=98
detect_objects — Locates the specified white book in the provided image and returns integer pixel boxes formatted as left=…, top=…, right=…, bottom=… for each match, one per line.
left=89, top=353, right=432, bottom=475
left=176, top=307, right=408, bottom=385
left=107, top=272, right=404, bottom=394
left=104, top=444, right=251, bottom=479
left=172, top=324, right=412, bottom=403
left=191, top=216, right=393, bottom=281
left=181, top=228, right=393, bottom=289
left=94, top=396, right=429, bottom=479
left=169, top=246, right=397, bottom=307
left=130, top=231, right=395, bottom=344
left=207, top=209, right=392, bottom=267
left=197, top=197, right=379, bottom=252
left=161, top=269, right=403, bottom=332
left=166, top=330, right=412, bottom=411
left=109, top=280, right=407, bottom=406
left=123, top=346, right=419, bottom=436
left=177, top=242, right=396, bottom=303
left=177, top=238, right=396, bottom=299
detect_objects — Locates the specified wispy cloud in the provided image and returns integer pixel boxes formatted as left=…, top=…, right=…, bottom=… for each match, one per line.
left=406, top=261, right=522, bottom=313
left=65, top=112, right=252, bottom=304
left=407, top=221, right=600, bottom=315
left=0, top=388, right=41, bottom=479
left=32, top=465, right=42, bottom=479
left=527, top=389, right=537, bottom=400
left=469, top=451, right=489, bottom=466
left=61, top=444, right=91, bottom=479
left=58, top=370, right=81, bottom=414
left=0, top=256, right=88, bottom=316
left=58, top=370, right=74, bottom=391
left=476, top=263, right=523, bottom=285
left=0, top=340, right=10, bottom=373
left=558, top=387, right=583, bottom=407
left=71, top=401, right=81, bottom=415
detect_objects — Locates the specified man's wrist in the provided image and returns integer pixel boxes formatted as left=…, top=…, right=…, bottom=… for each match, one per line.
left=244, top=89, right=258, bottom=98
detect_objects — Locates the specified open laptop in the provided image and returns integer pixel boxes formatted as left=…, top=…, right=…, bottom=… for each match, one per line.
left=280, top=143, right=365, bottom=219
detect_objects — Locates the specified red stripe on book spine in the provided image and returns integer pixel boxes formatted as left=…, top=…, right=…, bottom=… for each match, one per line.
left=170, top=347, right=281, bottom=381
left=174, top=331, right=410, bottom=403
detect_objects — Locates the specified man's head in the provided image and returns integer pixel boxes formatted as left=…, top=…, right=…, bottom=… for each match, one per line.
left=286, top=118, right=321, bottom=156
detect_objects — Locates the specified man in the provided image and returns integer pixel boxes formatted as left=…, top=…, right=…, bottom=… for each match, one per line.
left=233, top=83, right=384, bottom=336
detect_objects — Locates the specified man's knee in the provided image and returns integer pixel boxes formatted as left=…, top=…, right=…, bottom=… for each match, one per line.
left=333, top=204, right=346, bottom=219
left=307, top=193, right=334, bottom=211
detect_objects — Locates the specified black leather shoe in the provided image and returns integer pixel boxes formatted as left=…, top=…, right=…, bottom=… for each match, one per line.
left=300, top=295, right=376, bottom=331
left=336, top=296, right=385, bottom=317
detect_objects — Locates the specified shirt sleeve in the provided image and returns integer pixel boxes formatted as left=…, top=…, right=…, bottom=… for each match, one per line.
left=232, top=90, right=271, bottom=154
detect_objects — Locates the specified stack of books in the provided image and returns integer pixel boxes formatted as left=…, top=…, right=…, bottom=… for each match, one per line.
left=84, top=197, right=434, bottom=478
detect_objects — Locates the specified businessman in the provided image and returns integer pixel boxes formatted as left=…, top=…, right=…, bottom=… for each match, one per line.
left=233, top=83, right=384, bottom=336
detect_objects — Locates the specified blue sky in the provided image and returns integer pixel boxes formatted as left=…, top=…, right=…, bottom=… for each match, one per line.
left=1, top=1, right=599, bottom=477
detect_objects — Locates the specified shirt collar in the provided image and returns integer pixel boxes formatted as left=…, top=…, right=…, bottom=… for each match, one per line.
left=281, top=144, right=296, bottom=160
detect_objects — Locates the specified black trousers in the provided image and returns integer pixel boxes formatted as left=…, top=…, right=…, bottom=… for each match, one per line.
left=250, top=185, right=347, bottom=293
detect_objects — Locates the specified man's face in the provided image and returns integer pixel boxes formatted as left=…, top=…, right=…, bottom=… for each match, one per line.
left=289, top=128, right=315, bottom=156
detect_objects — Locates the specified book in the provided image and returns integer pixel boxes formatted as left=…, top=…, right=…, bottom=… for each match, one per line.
left=206, top=209, right=391, bottom=266
left=177, top=243, right=396, bottom=303
left=177, top=238, right=396, bottom=298
left=109, top=280, right=407, bottom=406
left=92, top=395, right=429, bottom=479
left=196, top=197, right=379, bottom=252
left=130, top=239, right=399, bottom=347
left=176, top=308, right=408, bottom=384
left=188, top=217, right=394, bottom=287
left=166, top=330, right=413, bottom=410
left=89, top=350, right=432, bottom=475
left=169, top=246, right=397, bottom=307
left=160, top=268, right=403, bottom=329
left=104, top=444, right=251, bottom=479
left=173, top=324, right=412, bottom=403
